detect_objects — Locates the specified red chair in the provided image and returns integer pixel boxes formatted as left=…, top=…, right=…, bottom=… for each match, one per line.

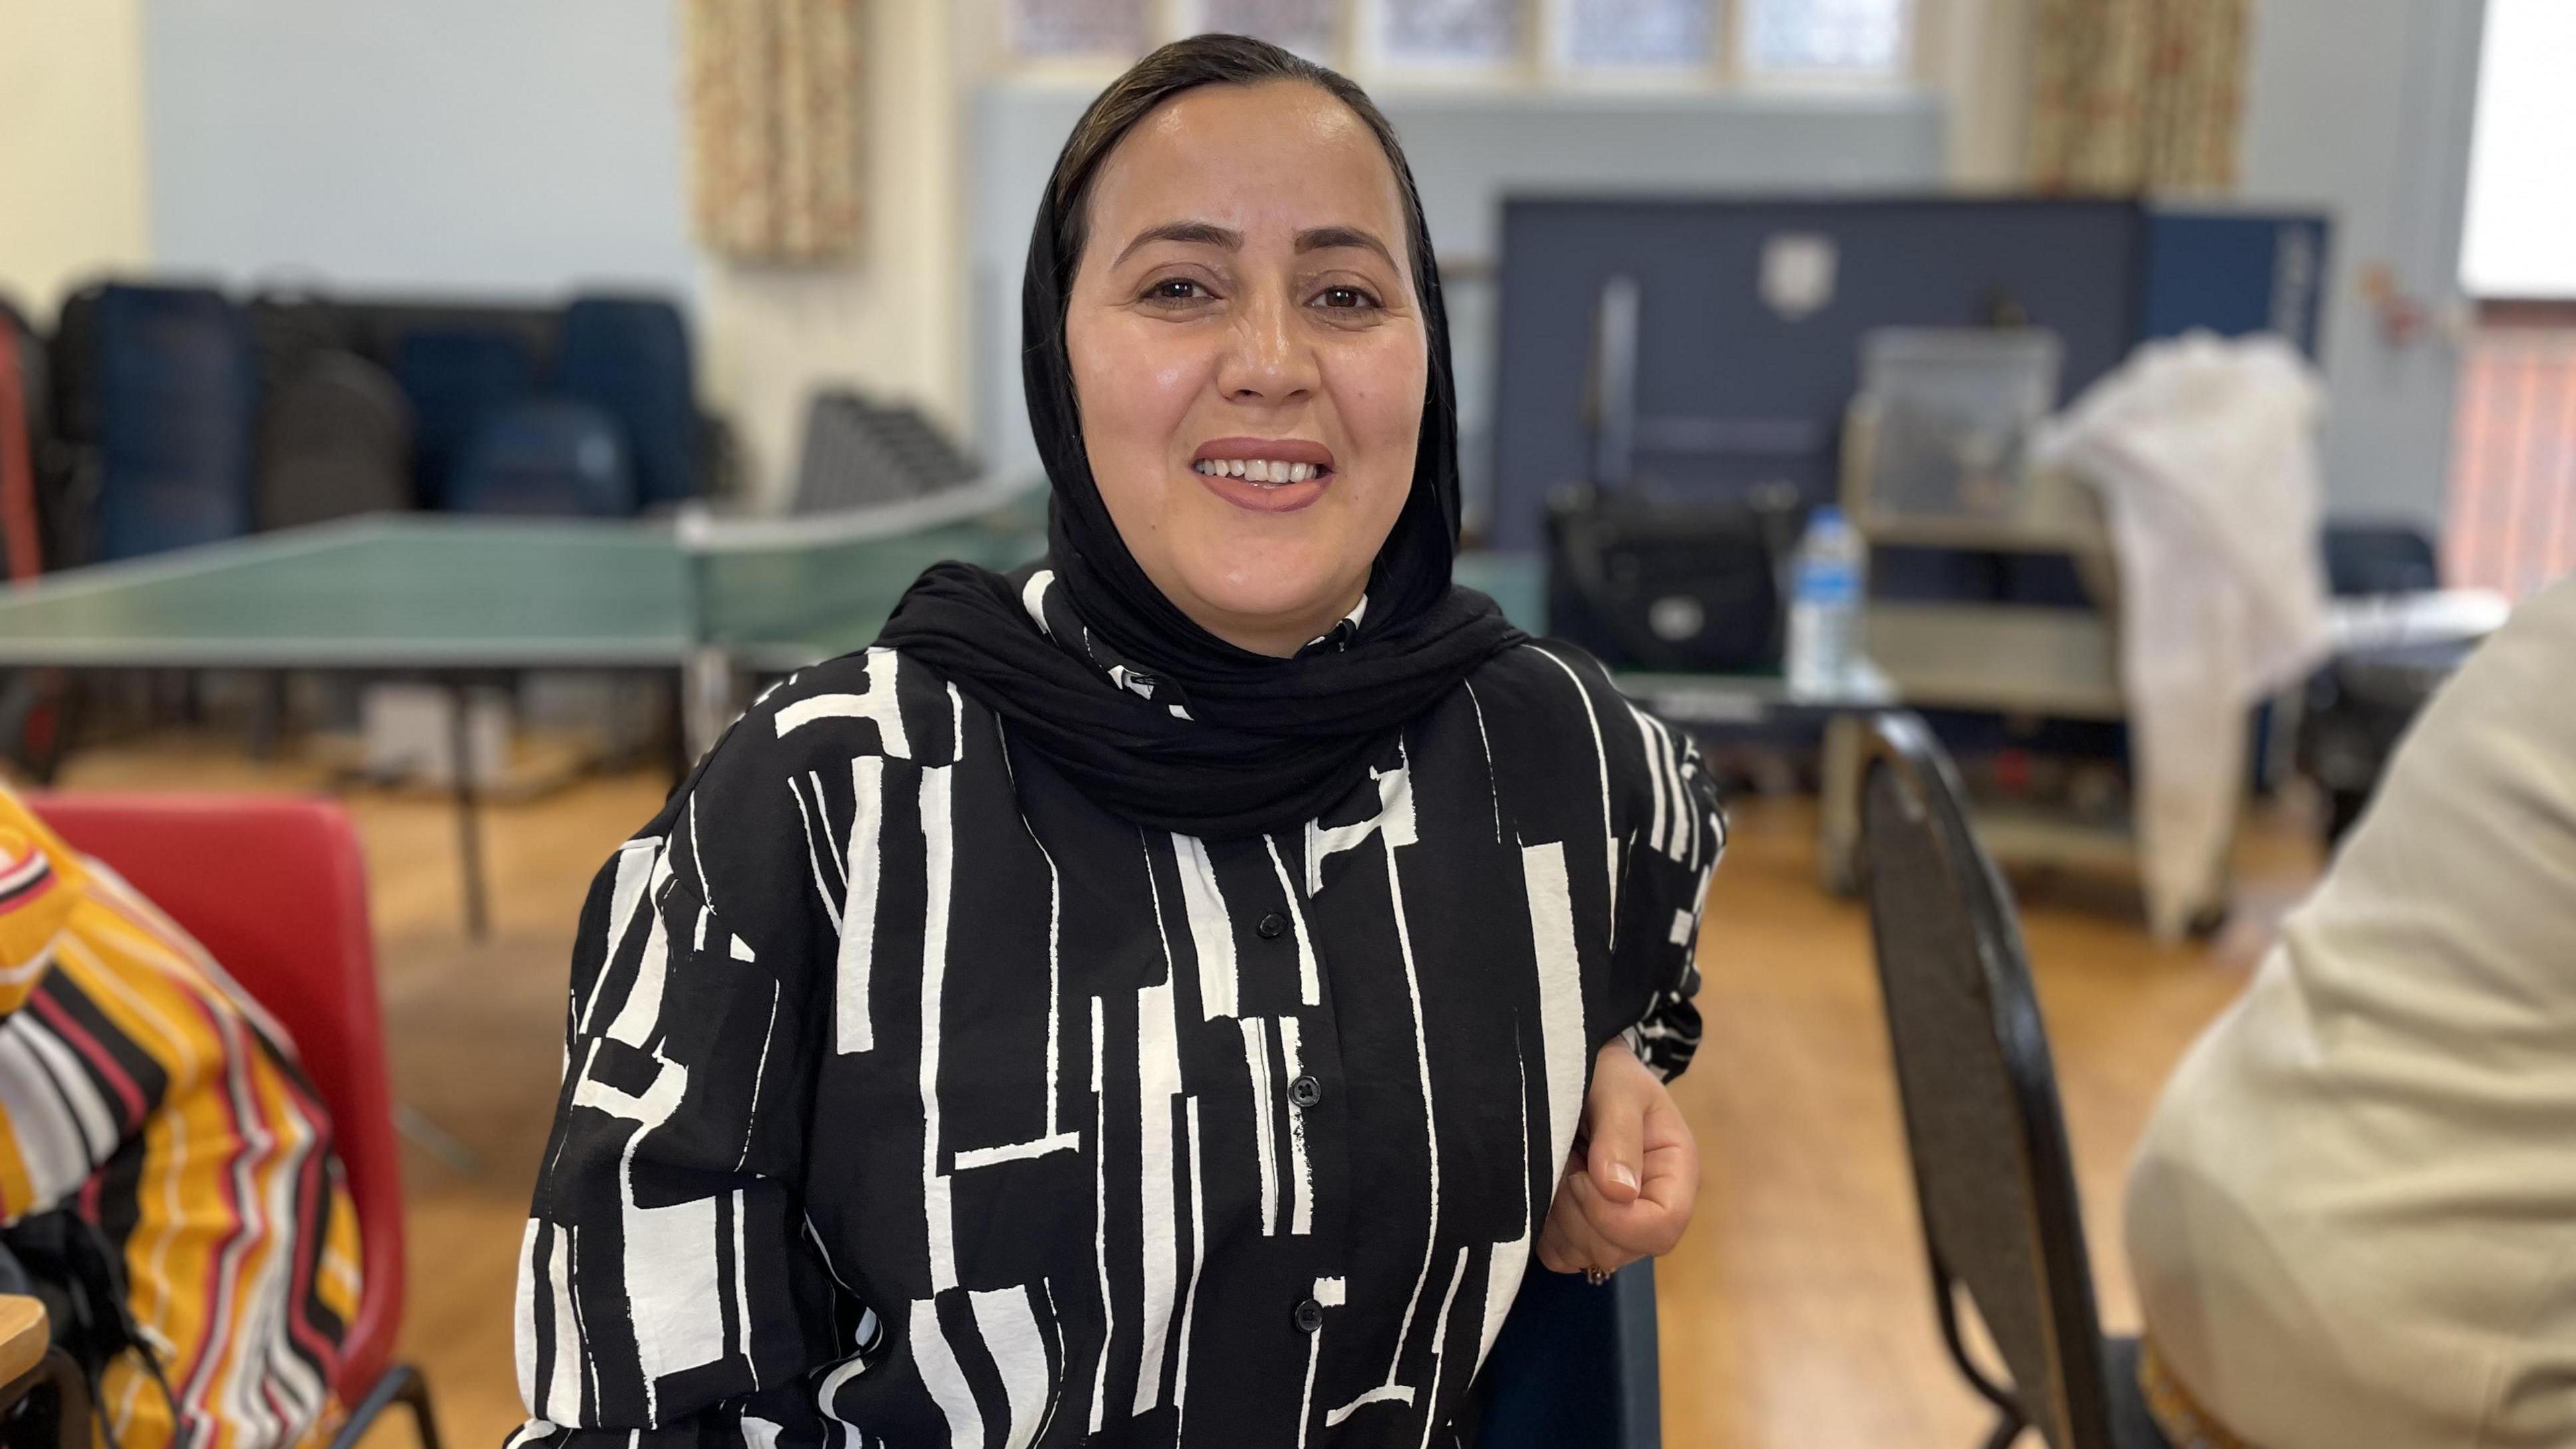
left=31, top=794, right=439, bottom=1449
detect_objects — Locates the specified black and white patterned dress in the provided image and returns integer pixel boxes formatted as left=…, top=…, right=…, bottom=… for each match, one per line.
left=511, top=588, right=1723, bottom=1449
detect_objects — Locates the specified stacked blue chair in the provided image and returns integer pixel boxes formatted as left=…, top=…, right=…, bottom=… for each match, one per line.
left=557, top=296, right=696, bottom=508
left=445, top=400, right=635, bottom=517
left=394, top=327, right=535, bottom=509
left=91, top=284, right=260, bottom=561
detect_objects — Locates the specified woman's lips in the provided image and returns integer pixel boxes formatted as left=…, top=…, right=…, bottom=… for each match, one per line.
left=1191, top=463, right=1330, bottom=513
left=1189, top=437, right=1335, bottom=513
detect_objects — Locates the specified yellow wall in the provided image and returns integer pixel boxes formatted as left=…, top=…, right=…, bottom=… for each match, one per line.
left=0, top=0, right=152, bottom=317
left=698, top=0, right=967, bottom=504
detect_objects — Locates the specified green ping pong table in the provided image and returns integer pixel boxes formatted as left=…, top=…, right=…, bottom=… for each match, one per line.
left=0, top=480, right=1055, bottom=934
left=0, top=481, right=1891, bottom=932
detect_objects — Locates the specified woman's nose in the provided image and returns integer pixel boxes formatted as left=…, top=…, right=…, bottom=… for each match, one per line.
left=1216, top=290, right=1318, bottom=405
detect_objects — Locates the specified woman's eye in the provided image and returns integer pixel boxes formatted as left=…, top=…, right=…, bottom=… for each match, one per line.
left=1315, top=286, right=1379, bottom=312
left=1143, top=278, right=1208, bottom=303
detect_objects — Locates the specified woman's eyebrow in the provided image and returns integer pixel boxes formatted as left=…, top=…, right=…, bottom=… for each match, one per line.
left=1114, top=221, right=1241, bottom=266
left=1295, top=226, right=1399, bottom=272
left=1110, top=221, right=1400, bottom=273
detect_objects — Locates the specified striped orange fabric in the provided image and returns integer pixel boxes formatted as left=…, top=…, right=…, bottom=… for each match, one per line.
left=0, top=788, right=359, bottom=1449
left=2446, top=325, right=2576, bottom=599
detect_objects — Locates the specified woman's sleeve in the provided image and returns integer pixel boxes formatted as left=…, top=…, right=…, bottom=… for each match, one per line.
left=507, top=813, right=857, bottom=1449
left=1610, top=706, right=1726, bottom=1083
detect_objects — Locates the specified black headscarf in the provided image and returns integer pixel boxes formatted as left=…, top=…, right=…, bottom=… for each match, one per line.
left=877, top=41, right=1524, bottom=841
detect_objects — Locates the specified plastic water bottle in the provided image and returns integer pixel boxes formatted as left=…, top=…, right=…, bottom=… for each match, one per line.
left=1786, top=505, right=1866, bottom=695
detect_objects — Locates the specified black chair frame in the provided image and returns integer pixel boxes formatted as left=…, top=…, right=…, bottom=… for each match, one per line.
left=1859, top=711, right=2161, bottom=1449
left=328, top=1361, right=441, bottom=1449
left=0, top=1347, right=91, bottom=1449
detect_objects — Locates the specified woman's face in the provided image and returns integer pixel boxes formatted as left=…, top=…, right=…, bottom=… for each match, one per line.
left=1067, top=80, right=1427, bottom=658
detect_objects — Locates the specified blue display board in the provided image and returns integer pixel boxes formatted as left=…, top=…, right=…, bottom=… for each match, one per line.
left=1487, top=196, right=2331, bottom=550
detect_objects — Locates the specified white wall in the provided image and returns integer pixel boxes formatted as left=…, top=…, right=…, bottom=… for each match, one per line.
left=2459, top=0, right=2576, bottom=299
left=2238, top=0, right=2487, bottom=529
left=141, top=0, right=695, bottom=298
left=0, top=0, right=154, bottom=316
left=131, top=0, right=965, bottom=507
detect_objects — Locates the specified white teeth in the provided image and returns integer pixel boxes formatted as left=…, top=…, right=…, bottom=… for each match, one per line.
left=1195, top=458, right=1325, bottom=484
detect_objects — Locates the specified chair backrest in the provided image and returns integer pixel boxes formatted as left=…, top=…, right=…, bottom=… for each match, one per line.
left=28, top=794, right=403, bottom=1403
left=47, top=286, right=104, bottom=451
left=90, top=284, right=260, bottom=560
left=2321, top=521, right=2440, bottom=597
left=557, top=296, right=698, bottom=508
left=392, top=327, right=536, bottom=508
left=256, top=351, right=416, bottom=530
left=792, top=390, right=979, bottom=515
left=1858, top=712, right=2114, bottom=1449
left=447, top=400, right=637, bottom=517
left=1472, top=1259, right=1660, bottom=1448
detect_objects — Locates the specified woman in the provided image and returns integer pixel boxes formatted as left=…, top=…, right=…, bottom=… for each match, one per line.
left=513, top=35, right=1721, bottom=1448
left=2125, top=576, right=2576, bottom=1448
left=0, top=786, right=362, bottom=1449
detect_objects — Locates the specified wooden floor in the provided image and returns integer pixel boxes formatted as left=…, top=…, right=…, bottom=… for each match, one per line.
left=41, top=733, right=2322, bottom=1449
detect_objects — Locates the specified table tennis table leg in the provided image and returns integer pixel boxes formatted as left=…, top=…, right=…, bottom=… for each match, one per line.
left=1819, top=710, right=1865, bottom=896
left=449, top=682, right=490, bottom=940
left=682, top=648, right=738, bottom=768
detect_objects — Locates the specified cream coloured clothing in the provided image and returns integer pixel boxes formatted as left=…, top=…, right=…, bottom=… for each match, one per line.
left=2125, top=574, right=2576, bottom=1448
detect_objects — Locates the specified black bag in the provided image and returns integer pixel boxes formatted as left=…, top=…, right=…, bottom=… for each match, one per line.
left=256, top=350, right=416, bottom=530
left=1544, top=484, right=1798, bottom=672
left=0, top=1208, right=176, bottom=1449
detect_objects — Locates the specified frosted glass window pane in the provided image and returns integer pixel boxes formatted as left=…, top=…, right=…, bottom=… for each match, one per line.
left=1743, top=0, right=1911, bottom=74
left=1012, top=0, right=1148, bottom=56
left=1381, top=0, right=1521, bottom=64
left=1566, top=0, right=1714, bottom=67
left=1200, top=0, right=1338, bottom=56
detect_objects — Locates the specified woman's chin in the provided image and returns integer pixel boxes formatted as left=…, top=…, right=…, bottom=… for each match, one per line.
left=1181, top=559, right=1358, bottom=640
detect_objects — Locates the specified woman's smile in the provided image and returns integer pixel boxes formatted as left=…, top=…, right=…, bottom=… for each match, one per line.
left=1188, top=435, right=1336, bottom=512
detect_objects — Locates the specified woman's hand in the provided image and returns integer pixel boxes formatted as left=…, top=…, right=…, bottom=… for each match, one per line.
left=1536, top=1039, right=1699, bottom=1279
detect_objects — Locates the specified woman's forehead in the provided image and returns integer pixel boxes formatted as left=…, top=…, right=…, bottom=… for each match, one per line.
left=1087, top=81, right=1409, bottom=248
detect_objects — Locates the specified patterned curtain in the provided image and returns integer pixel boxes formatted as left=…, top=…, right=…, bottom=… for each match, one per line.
left=2029, top=0, right=2249, bottom=194
left=686, top=0, right=867, bottom=262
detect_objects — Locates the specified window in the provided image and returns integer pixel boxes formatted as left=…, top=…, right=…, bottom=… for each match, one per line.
left=1009, top=0, right=1149, bottom=58
left=2447, top=321, right=2576, bottom=598
left=1198, top=0, right=1340, bottom=58
left=1563, top=0, right=1715, bottom=68
left=995, top=0, right=1918, bottom=84
left=1740, top=0, right=1913, bottom=78
left=1377, top=0, right=1523, bottom=66
left=2445, top=0, right=2576, bottom=598
left=2460, top=0, right=2576, bottom=299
